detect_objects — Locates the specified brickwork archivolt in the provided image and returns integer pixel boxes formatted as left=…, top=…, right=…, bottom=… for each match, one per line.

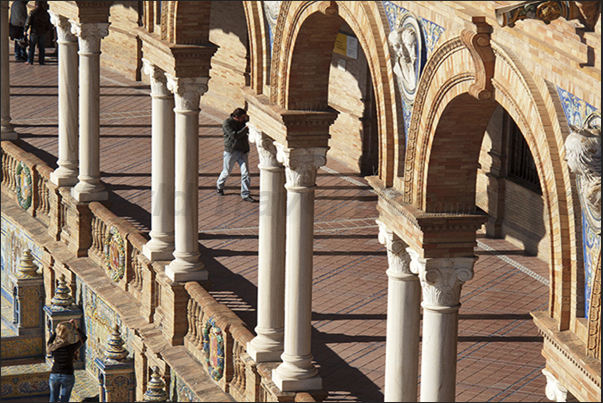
left=270, top=1, right=400, bottom=185
left=403, top=32, right=579, bottom=328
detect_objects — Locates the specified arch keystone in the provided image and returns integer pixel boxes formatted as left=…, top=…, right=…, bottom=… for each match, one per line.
left=461, top=16, right=495, bottom=101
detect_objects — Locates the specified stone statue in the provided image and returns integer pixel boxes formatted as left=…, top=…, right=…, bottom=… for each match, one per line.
left=389, top=26, right=418, bottom=95
left=565, top=113, right=601, bottom=232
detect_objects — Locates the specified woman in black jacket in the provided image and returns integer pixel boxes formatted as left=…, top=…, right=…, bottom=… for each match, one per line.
left=47, top=319, right=87, bottom=402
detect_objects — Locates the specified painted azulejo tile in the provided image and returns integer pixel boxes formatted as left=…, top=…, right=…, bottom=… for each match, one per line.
left=556, top=86, right=600, bottom=318
left=1, top=214, right=43, bottom=298
left=382, top=1, right=445, bottom=139
left=79, top=283, right=133, bottom=377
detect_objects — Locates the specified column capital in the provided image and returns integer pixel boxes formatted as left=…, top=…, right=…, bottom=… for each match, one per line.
left=542, top=369, right=571, bottom=402
left=376, top=220, right=415, bottom=278
left=275, top=144, right=327, bottom=188
left=141, top=59, right=171, bottom=98
left=165, top=75, right=208, bottom=112
left=49, top=12, right=78, bottom=43
left=249, top=125, right=281, bottom=169
left=70, top=21, right=110, bottom=53
left=411, top=254, right=476, bottom=309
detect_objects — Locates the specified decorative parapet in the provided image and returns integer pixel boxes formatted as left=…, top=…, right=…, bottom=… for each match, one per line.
left=183, top=282, right=327, bottom=401
left=95, top=323, right=135, bottom=402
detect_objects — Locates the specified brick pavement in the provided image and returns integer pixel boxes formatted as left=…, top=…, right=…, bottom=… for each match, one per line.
left=6, top=55, right=549, bottom=402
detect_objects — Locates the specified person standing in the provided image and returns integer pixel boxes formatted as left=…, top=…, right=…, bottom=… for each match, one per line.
left=216, top=108, right=257, bottom=202
left=23, top=1, right=52, bottom=65
left=9, top=1, right=28, bottom=61
left=47, top=319, right=87, bottom=402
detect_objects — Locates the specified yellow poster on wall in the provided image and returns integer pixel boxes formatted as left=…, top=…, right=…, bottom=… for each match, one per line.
left=333, top=33, right=358, bottom=60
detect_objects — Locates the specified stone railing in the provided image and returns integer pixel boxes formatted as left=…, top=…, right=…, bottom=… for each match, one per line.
left=88, top=202, right=141, bottom=293
left=128, top=232, right=158, bottom=323
left=1, top=142, right=63, bottom=241
left=1, top=141, right=56, bottom=223
left=183, top=282, right=322, bottom=402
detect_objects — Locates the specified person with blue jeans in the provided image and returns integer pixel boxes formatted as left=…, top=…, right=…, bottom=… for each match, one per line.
left=9, top=1, right=28, bottom=61
left=47, top=319, right=87, bottom=402
left=23, top=1, right=52, bottom=65
left=217, top=108, right=257, bottom=202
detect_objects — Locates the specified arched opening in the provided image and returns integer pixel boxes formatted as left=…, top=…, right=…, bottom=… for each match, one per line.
left=477, top=105, right=549, bottom=260
left=201, top=1, right=250, bottom=113
left=283, top=10, right=380, bottom=175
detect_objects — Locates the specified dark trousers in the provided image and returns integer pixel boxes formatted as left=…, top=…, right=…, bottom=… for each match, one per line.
left=14, top=39, right=26, bottom=59
left=27, top=33, right=46, bottom=65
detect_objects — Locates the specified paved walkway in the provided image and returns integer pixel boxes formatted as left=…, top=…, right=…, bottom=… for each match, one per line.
left=6, top=54, right=550, bottom=402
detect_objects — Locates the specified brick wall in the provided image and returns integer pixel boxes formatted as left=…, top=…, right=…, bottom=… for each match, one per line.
left=101, top=2, right=141, bottom=81
left=201, top=1, right=249, bottom=114
left=327, top=23, right=369, bottom=172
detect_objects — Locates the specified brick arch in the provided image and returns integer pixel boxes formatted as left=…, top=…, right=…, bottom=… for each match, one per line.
left=270, top=1, right=400, bottom=185
left=163, top=1, right=211, bottom=44
left=404, top=36, right=577, bottom=327
left=242, top=2, right=267, bottom=94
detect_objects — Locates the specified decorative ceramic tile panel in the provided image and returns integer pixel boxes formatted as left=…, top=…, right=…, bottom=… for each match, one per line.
left=1, top=215, right=43, bottom=297
left=556, top=86, right=600, bottom=318
left=382, top=1, right=445, bottom=139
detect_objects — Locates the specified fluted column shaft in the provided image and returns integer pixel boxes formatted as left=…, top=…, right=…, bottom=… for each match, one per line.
left=272, top=146, right=327, bottom=392
left=71, top=22, right=110, bottom=202
left=164, top=76, right=208, bottom=282
left=142, top=60, right=175, bottom=261
left=49, top=13, right=79, bottom=186
left=1, top=1, right=16, bottom=140
left=247, top=126, right=286, bottom=362
left=377, top=221, right=421, bottom=402
left=413, top=256, right=477, bottom=402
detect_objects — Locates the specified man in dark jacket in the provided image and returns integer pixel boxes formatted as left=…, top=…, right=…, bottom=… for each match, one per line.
left=24, top=1, right=52, bottom=65
left=216, top=108, right=256, bottom=202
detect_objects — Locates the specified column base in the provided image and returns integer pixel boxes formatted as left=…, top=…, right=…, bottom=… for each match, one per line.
left=143, top=243, right=174, bottom=261
left=50, top=171, right=79, bottom=187
left=71, top=186, right=108, bottom=202
left=247, top=336, right=284, bottom=363
left=271, top=370, right=322, bottom=392
left=165, top=260, right=208, bottom=283
left=1, top=126, right=18, bottom=141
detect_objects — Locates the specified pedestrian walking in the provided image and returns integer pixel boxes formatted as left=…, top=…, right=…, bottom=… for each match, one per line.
left=23, top=1, right=53, bottom=65
left=9, top=1, right=28, bottom=61
left=216, top=108, right=257, bottom=202
left=47, top=319, right=87, bottom=402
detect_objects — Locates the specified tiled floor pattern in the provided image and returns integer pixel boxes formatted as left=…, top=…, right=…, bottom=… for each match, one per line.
left=5, top=55, right=551, bottom=401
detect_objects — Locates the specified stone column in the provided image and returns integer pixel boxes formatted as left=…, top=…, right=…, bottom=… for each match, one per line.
left=141, top=60, right=175, bottom=261
left=377, top=221, right=421, bottom=402
left=1, top=1, right=17, bottom=140
left=247, top=126, right=286, bottom=362
left=272, top=145, right=327, bottom=392
left=71, top=22, right=110, bottom=202
left=164, top=75, right=208, bottom=282
left=49, top=13, right=79, bottom=186
left=412, top=255, right=477, bottom=402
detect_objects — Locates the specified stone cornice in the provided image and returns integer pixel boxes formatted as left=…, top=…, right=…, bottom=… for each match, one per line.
left=139, top=29, right=217, bottom=78
left=533, top=311, right=601, bottom=398
left=244, top=89, right=337, bottom=149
